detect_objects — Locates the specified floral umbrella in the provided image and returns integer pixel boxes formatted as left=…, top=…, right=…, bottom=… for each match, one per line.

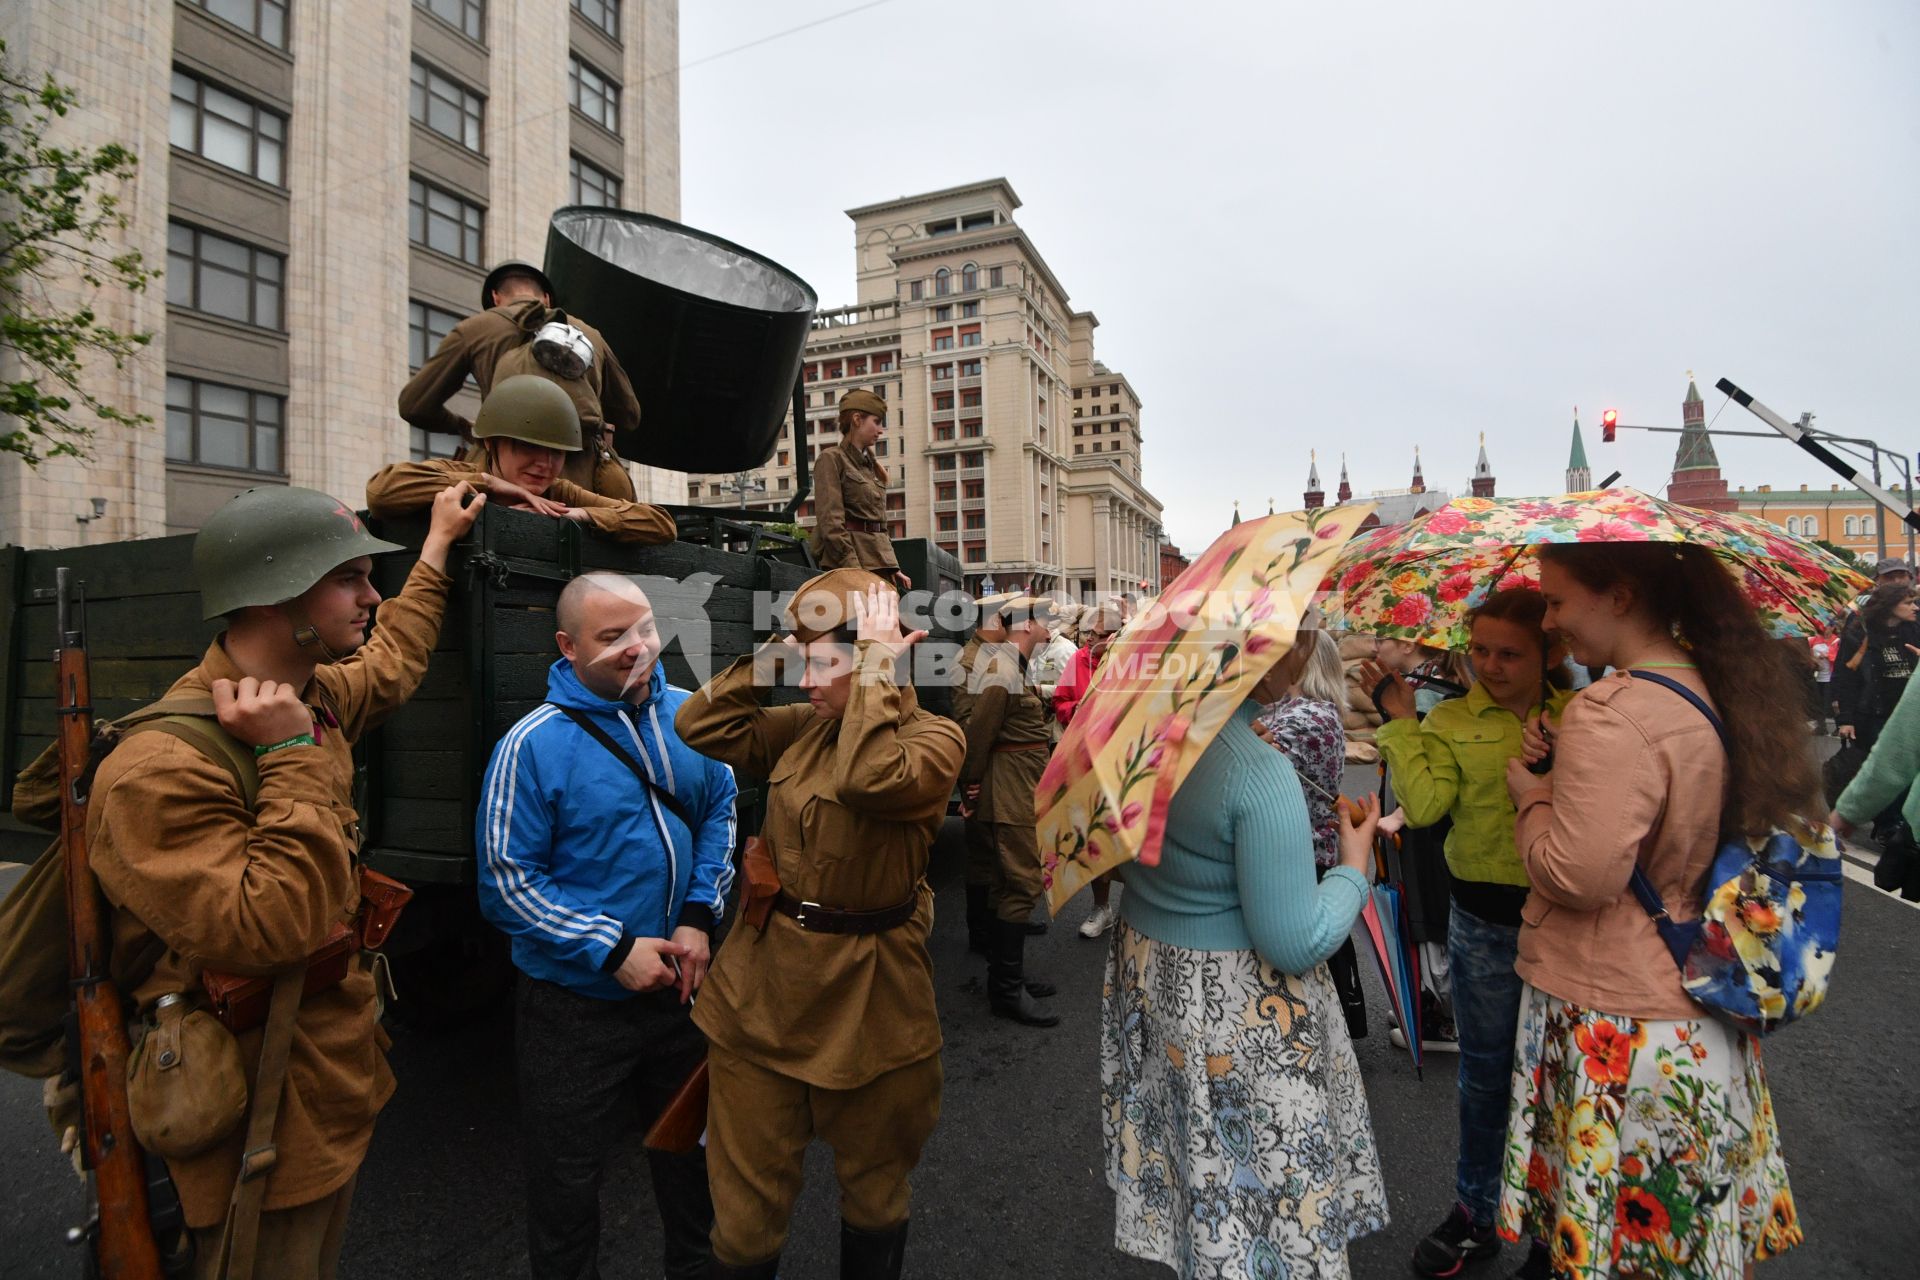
left=1319, top=489, right=1870, bottom=650
left=1036, top=503, right=1378, bottom=912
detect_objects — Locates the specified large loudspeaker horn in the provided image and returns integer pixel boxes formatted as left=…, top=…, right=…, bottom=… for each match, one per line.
left=544, top=208, right=818, bottom=474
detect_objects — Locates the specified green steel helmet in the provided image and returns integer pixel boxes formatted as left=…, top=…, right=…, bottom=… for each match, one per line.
left=194, top=487, right=405, bottom=621
left=472, top=374, right=583, bottom=452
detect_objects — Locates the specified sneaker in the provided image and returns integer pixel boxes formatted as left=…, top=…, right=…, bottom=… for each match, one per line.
left=1389, top=1024, right=1462, bottom=1055
left=1411, top=1203, right=1501, bottom=1277
left=1078, top=901, right=1119, bottom=938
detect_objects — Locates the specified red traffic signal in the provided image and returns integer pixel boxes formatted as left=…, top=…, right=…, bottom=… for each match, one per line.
left=1601, top=408, right=1619, bottom=443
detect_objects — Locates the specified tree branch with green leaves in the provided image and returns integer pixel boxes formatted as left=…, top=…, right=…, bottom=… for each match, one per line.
left=0, top=38, right=159, bottom=466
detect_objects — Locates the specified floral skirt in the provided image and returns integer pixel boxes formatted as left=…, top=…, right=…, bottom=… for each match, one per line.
left=1101, top=922, right=1389, bottom=1279
left=1497, top=983, right=1803, bottom=1278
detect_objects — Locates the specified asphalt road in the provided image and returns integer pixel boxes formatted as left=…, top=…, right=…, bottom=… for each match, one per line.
left=4, top=798, right=1917, bottom=1278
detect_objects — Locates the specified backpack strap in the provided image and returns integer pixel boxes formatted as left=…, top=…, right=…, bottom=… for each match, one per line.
left=546, top=703, right=699, bottom=833
left=117, top=697, right=261, bottom=811
left=1625, top=670, right=1732, bottom=752
left=1622, top=670, right=1727, bottom=967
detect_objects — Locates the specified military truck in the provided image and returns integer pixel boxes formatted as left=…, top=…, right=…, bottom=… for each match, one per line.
left=0, top=208, right=967, bottom=1021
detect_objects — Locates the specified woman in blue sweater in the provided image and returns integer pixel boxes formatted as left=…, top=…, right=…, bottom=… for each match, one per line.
left=1101, top=626, right=1390, bottom=1279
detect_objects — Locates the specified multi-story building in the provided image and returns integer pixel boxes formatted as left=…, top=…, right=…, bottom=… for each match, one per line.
left=0, top=0, right=682, bottom=551
left=688, top=179, right=1166, bottom=599
left=1731, top=484, right=1912, bottom=563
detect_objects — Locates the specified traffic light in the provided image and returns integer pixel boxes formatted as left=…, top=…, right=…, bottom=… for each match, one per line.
left=1601, top=408, right=1619, bottom=443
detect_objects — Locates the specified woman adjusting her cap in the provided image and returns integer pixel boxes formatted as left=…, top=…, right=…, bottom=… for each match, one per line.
left=674, top=569, right=962, bottom=1277
left=811, top=388, right=912, bottom=592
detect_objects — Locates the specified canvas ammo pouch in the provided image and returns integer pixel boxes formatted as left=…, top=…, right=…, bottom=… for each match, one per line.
left=125, top=992, right=248, bottom=1159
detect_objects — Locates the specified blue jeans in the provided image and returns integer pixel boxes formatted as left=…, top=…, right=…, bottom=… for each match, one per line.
left=1447, top=899, right=1524, bottom=1227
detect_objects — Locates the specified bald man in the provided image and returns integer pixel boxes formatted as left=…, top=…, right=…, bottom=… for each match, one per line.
left=478, top=572, right=739, bottom=1279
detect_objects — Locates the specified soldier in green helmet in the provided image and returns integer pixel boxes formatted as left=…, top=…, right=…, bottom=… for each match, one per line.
left=397, top=259, right=642, bottom=499
left=82, top=480, right=482, bottom=1276
left=368, top=374, right=676, bottom=544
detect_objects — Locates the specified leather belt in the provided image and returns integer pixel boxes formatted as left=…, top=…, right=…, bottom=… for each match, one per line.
left=845, top=516, right=888, bottom=534
left=773, top=891, right=918, bottom=935
left=993, top=741, right=1050, bottom=753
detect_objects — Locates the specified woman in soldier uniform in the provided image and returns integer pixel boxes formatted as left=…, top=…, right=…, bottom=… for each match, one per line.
left=367, top=374, right=674, bottom=545
left=675, top=570, right=964, bottom=1280
left=812, top=389, right=911, bottom=589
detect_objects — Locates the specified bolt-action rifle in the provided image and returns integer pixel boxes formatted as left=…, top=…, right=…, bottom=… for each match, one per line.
left=54, top=566, right=165, bottom=1278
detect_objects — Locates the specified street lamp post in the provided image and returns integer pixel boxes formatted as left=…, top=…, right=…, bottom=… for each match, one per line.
left=724, top=470, right=768, bottom=507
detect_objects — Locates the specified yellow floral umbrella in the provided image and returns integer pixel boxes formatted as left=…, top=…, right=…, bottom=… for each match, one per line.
left=1037, top=503, right=1378, bottom=912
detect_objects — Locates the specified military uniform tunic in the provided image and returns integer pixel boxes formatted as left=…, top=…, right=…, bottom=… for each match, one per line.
left=809, top=437, right=898, bottom=575
left=397, top=298, right=641, bottom=497
left=959, top=643, right=1053, bottom=921
left=364, top=458, right=676, bottom=545
left=85, top=562, right=451, bottom=1227
left=675, top=643, right=963, bottom=1087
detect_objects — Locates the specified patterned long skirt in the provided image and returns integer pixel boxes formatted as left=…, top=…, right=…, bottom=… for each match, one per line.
left=1497, top=983, right=1803, bottom=1278
left=1100, top=922, right=1389, bottom=1280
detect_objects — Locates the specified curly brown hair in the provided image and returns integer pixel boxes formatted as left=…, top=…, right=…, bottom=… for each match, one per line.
left=1536, top=543, right=1819, bottom=837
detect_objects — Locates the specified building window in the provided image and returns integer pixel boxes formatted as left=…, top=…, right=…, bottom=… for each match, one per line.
left=191, top=0, right=290, bottom=47
left=848, top=357, right=867, bottom=375
left=961, top=420, right=982, bottom=438
left=959, top=300, right=979, bottom=318
left=960, top=389, right=981, bottom=409
left=934, top=425, right=955, bottom=442
left=926, top=218, right=957, bottom=237
left=961, top=264, right=978, bottom=291
left=1785, top=517, right=1801, bottom=536
left=167, top=222, right=283, bottom=329
left=934, top=268, right=950, bottom=296
left=169, top=70, right=285, bottom=185
left=1075, top=444, right=1084, bottom=455
left=962, top=451, right=983, bottom=468
left=874, top=353, right=895, bottom=372
left=931, top=330, right=955, bottom=352
left=568, top=154, right=622, bottom=207
left=411, top=422, right=466, bottom=461
left=1845, top=516, right=1859, bottom=537
left=962, top=212, right=992, bottom=231
left=962, top=480, right=985, bottom=499
left=964, top=512, right=986, bottom=531
left=958, top=324, right=982, bottom=347
left=958, top=359, right=981, bottom=377
left=1803, top=516, right=1818, bottom=537
left=778, top=476, right=790, bottom=491
left=932, top=305, right=951, bottom=321
left=989, top=266, right=1003, bottom=287
left=935, top=482, right=956, bottom=501
left=931, top=363, right=952, bottom=381
left=935, top=455, right=956, bottom=471
left=408, top=300, right=464, bottom=369
left=908, top=280, right=923, bottom=301
left=937, top=513, right=957, bottom=532
left=964, top=542, right=985, bottom=563
left=166, top=375, right=284, bottom=474
left=410, top=61, right=485, bottom=152
left=571, top=0, right=619, bottom=38
left=569, top=56, right=621, bottom=133
left=933, top=392, right=954, bottom=411
left=409, top=177, right=485, bottom=264
left=416, top=0, right=484, bottom=42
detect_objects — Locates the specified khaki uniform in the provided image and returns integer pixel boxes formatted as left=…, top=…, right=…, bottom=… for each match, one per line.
left=809, top=437, right=898, bottom=574
left=364, top=457, right=676, bottom=545
left=951, top=635, right=998, bottom=890
left=674, top=643, right=964, bottom=1264
left=960, top=643, right=1052, bottom=923
left=397, top=298, right=640, bottom=497
left=86, top=562, right=451, bottom=1230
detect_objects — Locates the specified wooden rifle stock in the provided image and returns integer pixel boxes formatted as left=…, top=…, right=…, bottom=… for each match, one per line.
left=641, top=1057, right=709, bottom=1155
left=54, top=568, right=164, bottom=1278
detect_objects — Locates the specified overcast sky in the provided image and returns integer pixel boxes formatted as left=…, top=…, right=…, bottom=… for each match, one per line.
left=679, top=1, right=1918, bottom=554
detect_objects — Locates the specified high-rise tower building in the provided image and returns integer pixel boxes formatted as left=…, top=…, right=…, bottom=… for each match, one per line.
left=1566, top=409, right=1592, bottom=491
left=1667, top=373, right=1735, bottom=512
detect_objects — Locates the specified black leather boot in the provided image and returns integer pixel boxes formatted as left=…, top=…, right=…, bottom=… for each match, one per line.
left=1024, top=915, right=1049, bottom=935
left=841, top=1218, right=909, bottom=1279
left=707, top=1254, right=780, bottom=1279
left=989, top=919, right=1059, bottom=1026
left=966, top=884, right=992, bottom=955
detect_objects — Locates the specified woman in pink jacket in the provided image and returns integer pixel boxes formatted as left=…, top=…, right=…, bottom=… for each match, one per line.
left=1498, top=543, right=1816, bottom=1280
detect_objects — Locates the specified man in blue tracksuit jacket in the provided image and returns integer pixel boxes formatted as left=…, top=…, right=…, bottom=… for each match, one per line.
left=478, top=572, right=737, bottom=1280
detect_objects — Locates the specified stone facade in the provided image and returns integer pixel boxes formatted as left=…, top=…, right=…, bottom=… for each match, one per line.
left=687, top=179, right=1167, bottom=599
left=1, top=0, right=683, bottom=551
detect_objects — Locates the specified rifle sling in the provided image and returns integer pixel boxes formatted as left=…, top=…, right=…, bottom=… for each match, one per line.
left=213, top=966, right=304, bottom=1280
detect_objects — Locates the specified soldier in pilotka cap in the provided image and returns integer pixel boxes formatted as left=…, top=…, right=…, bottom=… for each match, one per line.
left=675, top=568, right=963, bottom=1278
left=958, top=594, right=1063, bottom=1027
left=810, top=388, right=911, bottom=591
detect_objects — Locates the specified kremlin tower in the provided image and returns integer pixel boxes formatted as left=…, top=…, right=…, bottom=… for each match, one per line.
left=1304, top=451, right=1325, bottom=510
left=1566, top=409, right=1592, bottom=491
left=1471, top=434, right=1496, bottom=498
left=1667, top=374, right=1735, bottom=512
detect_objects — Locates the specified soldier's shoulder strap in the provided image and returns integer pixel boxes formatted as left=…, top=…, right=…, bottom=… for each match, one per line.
left=116, top=697, right=262, bottom=812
